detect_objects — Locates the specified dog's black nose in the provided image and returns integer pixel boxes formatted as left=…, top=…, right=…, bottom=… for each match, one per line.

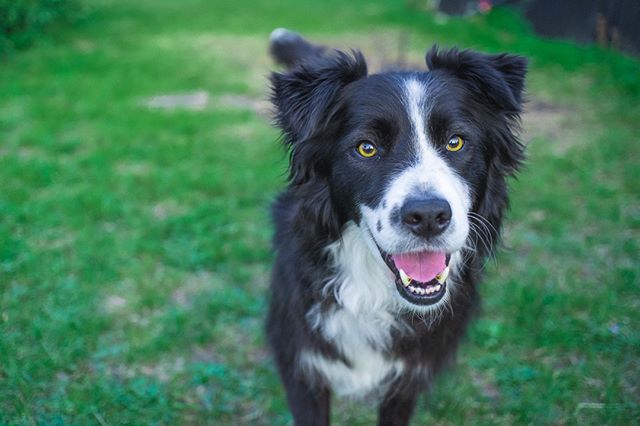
left=400, top=197, right=452, bottom=238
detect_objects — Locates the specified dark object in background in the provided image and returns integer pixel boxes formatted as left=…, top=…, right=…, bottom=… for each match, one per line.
left=438, top=0, right=470, bottom=15
left=524, top=0, right=640, bottom=54
left=437, top=0, right=640, bottom=55
left=523, top=0, right=599, bottom=44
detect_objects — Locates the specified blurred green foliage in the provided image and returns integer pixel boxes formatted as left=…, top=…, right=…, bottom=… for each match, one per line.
left=0, top=0, right=80, bottom=54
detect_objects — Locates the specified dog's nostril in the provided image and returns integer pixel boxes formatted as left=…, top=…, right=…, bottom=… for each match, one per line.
left=435, top=211, right=451, bottom=226
left=405, top=213, right=422, bottom=225
left=400, top=198, right=452, bottom=238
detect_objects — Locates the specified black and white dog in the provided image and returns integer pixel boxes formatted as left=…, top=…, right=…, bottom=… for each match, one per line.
left=266, top=29, right=527, bottom=425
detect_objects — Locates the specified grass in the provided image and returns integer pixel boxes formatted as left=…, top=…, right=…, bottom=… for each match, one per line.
left=1, top=0, right=638, bottom=424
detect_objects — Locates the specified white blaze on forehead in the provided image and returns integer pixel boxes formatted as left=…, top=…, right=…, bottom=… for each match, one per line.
left=405, top=78, right=430, bottom=150
left=359, top=77, right=471, bottom=255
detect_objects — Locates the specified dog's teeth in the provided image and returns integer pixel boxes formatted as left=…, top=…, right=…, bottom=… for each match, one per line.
left=405, top=282, right=447, bottom=297
left=435, top=266, right=450, bottom=284
left=399, top=269, right=412, bottom=286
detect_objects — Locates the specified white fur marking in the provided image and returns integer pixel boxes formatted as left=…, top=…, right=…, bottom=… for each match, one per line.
left=300, top=349, right=402, bottom=398
left=406, top=79, right=429, bottom=149
left=357, top=78, right=471, bottom=310
left=269, top=27, right=290, bottom=42
left=361, top=79, right=471, bottom=254
left=302, top=224, right=404, bottom=398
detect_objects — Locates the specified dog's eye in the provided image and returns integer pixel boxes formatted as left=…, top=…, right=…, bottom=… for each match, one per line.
left=357, top=141, right=378, bottom=158
left=446, top=135, right=464, bottom=152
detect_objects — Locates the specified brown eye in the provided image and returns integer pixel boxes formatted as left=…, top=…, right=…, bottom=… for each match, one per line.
left=357, top=141, right=378, bottom=158
left=446, top=135, right=464, bottom=152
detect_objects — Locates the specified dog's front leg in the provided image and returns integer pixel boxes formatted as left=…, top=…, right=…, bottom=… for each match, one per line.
left=378, top=385, right=419, bottom=426
left=281, top=372, right=331, bottom=426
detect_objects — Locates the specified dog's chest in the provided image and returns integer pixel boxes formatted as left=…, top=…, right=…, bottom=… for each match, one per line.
left=301, top=306, right=404, bottom=398
left=297, top=223, right=408, bottom=397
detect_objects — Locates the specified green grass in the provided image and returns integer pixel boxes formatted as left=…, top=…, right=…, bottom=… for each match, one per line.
left=1, top=0, right=639, bottom=424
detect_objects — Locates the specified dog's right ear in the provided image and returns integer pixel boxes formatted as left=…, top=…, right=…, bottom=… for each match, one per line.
left=270, top=50, right=367, bottom=144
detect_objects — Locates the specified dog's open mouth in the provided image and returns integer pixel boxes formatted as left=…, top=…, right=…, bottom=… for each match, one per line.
left=379, top=249, right=450, bottom=306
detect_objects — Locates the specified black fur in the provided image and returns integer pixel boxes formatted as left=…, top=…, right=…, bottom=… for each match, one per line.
left=267, top=31, right=526, bottom=426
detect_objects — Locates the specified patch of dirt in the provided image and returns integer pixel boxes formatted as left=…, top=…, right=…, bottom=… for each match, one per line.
left=30, top=228, right=76, bottom=251
left=115, top=161, right=152, bottom=177
left=150, top=199, right=187, bottom=221
left=141, top=90, right=272, bottom=119
left=104, top=295, right=127, bottom=313
left=138, top=357, right=187, bottom=382
left=171, top=270, right=221, bottom=308
left=215, top=94, right=272, bottom=119
left=73, top=38, right=96, bottom=54
left=216, top=121, right=265, bottom=143
left=143, top=90, right=210, bottom=110
left=102, top=358, right=185, bottom=382
left=471, top=370, right=501, bottom=403
left=102, top=344, right=225, bottom=383
left=521, top=100, right=576, bottom=150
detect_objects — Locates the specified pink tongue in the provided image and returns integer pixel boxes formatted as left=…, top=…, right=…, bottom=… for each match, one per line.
left=392, top=252, right=446, bottom=283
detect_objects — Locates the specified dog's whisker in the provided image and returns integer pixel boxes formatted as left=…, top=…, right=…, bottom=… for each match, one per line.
left=469, top=224, right=499, bottom=271
left=469, top=223, right=492, bottom=258
left=468, top=215, right=498, bottom=262
left=468, top=216, right=492, bottom=248
left=469, top=212, right=499, bottom=236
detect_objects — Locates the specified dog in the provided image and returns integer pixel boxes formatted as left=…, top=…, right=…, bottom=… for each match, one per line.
left=266, top=29, right=527, bottom=425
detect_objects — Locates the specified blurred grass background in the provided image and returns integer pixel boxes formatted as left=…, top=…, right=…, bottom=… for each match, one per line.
left=0, top=0, right=638, bottom=424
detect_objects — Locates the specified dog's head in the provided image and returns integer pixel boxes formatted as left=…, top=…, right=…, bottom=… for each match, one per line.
left=271, top=47, right=526, bottom=309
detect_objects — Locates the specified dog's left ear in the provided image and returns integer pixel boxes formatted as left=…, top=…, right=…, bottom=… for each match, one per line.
left=426, top=47, right=527, bottom=114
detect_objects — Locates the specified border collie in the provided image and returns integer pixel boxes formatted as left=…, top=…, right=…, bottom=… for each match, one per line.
left=266, top=29, right=527, bottom=425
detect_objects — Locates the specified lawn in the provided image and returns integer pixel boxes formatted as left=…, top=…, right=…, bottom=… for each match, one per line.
left=1, top=0, right=638, bottom=424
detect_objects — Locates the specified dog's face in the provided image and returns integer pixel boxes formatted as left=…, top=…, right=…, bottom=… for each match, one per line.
left=272, top=48, right=526, bottom=310
left=329, top=74, right=477, bottom=307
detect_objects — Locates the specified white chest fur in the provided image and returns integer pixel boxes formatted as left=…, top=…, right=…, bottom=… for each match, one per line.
left=300, top=308, right=405, bottom=397
left=299, top=224, right=405, bottom=397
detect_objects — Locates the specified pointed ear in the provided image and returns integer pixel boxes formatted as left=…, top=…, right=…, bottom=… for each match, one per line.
left=270, top=50, right=367, bottom=143
left=426, top=46, right=527, bottom=113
